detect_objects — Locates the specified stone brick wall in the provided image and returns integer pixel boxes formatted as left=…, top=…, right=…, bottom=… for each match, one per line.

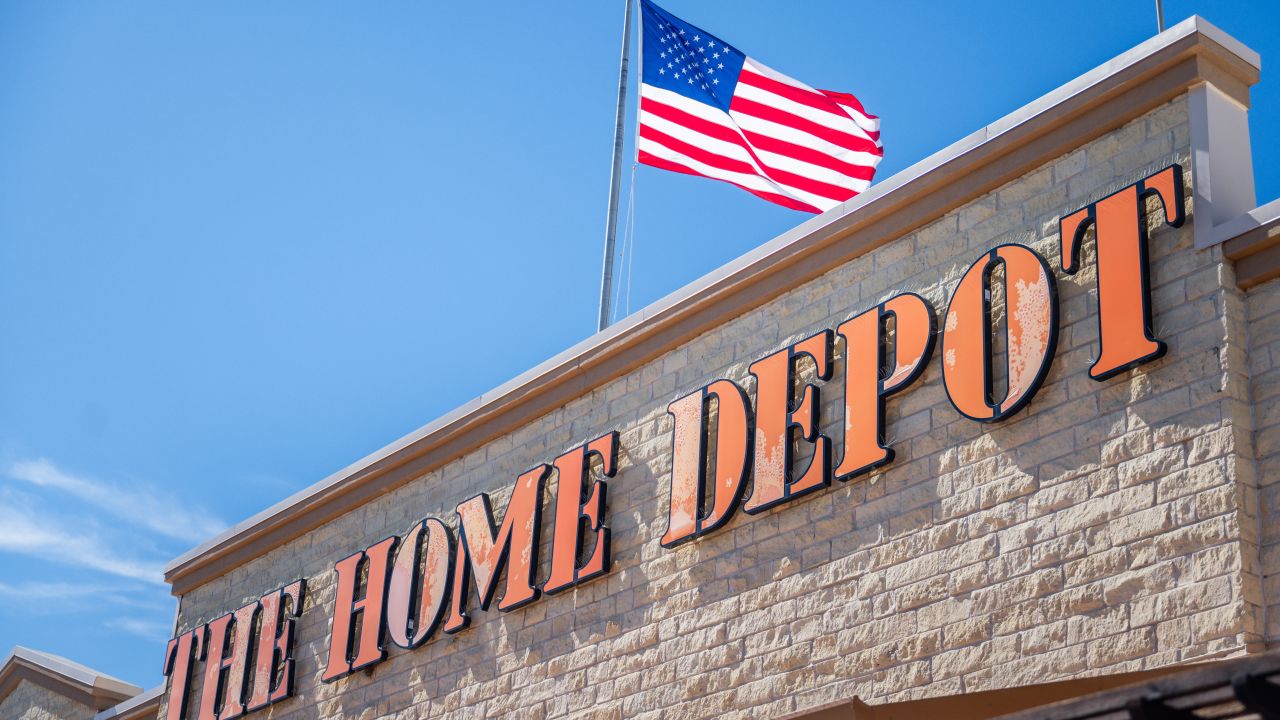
left=0, top=679, right=96, bottom=720
left=1247, top=277, right=1280, bottom=645
left=169, top=95, right=1266, bottom=719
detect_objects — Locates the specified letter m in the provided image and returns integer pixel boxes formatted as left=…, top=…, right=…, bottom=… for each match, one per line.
left=443, top=464, right=549, bottom=632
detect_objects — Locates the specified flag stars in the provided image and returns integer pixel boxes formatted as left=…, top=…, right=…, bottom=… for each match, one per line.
left=648, top=17, right=742, bottom=98
left=640, top=8, right=878, bottom=206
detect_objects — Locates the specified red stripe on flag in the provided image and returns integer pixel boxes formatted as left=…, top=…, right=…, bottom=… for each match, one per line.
left=641, top=120, right=856, bottom=204
left=739, top=71, right=881, bottom=142
left=640, top=98, right=755, bottom=161
left=818, top=89, right=876, bottom=120
left=638, top=150, right=822, bottom=213
left=639, top=123, right=755, bottom=176
left=640, top=98, right=863, bottom=201
left=729, top=96, right=882, bottom=156
left=739, top=129, right=876, bottom=181
left=819, top=89, right=881, bottom=142
left=738, top=70, right=849, bottom=120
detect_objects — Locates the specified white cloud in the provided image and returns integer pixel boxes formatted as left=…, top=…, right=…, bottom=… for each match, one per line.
left=107, top=617, right=172, bottom=643
left=0, top=500, right=165, bottom=584
left=0, top=580, right=165, bottom=614
left=0, top=580, right=113, bottom=601
left=8, top=458, right=226, bottom=543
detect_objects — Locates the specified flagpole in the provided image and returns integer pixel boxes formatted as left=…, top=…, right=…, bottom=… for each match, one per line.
left=1155, top=0, right=1165, bottom=32
left=597, top=0, right=635, bottom=332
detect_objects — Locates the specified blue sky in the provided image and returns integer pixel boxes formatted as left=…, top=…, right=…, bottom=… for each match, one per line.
left=1, top=0, right=1276, bottom=689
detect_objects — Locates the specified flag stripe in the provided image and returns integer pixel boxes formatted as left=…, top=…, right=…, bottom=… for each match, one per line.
left=641, top=94, right=872, bottom=190
left=734, top=81, right=881, bottom=147
left=740, top=58, right=880, bottom=130
left=738, top=73, right=880, bottom=144
left=638, top=149, right=822, bottom=213
left=638, top=134, right=837, bottom=211
left=640, top=80, right=872, bottom=212
left=636, top=2, right=881, bottom=214
left=641, top=86, right=869, bottom=202
left=737, top=69, right=847, bottom=119
left=729, top=95, right=881, bottom=156
left=639, top=120, right=859, bottom=205
left=730, top=109, right=883, bottom=167
left=819, top=89, right=880, bottom=131
left=739, top=129, right=875, bottom=181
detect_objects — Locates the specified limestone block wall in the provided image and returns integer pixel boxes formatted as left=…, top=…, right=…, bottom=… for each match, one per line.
left=1246, top=277, right=1280, bottom=645
left=167, top=95, right=1264, bottom=720
left=0, top=680, right=96, bottom=720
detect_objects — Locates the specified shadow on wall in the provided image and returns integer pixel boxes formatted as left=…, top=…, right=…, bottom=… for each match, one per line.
left=219, top=156, right=1245, bottom=717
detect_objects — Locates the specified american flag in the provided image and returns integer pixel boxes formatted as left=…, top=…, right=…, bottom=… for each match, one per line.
left=637, top=0, right=883, bottom=213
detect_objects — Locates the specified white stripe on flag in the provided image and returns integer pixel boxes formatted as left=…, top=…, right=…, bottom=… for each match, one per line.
left=641, top=85, right=876, bottom=186
left=743, top=58, right=881, bottom=135
left=637, top=114, right=848, bottom=208
left=728, top=110, right=884, bottom=167
left=639, top=91, right=872, bottom=191
left=637, top=136, right=842, bottom=212
left=638, top=58, right=880, bottom=214
left=733, top=81, right=881, bottom=147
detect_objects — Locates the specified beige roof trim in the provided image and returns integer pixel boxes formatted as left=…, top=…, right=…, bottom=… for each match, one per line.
left=1223, top=198, right=1280, bottom=288
left=164, top=16, right=1260, bottom=596
left=95, top=685, right=163, bottom=720
left=0, top=646, right=142, bottom=711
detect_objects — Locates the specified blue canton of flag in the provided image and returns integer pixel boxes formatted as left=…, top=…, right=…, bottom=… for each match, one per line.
left=640, top=1, right=746, bottom=113
left=636, top=0, right=883, bottom=213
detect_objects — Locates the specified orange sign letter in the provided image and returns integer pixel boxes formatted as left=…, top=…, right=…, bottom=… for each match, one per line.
left=163, top=626, right=206, bottom=720
left=942, top=244, right=1058, bottom=422
left=245, top=581, right=304, bottom=712
left=545, top=432, right=618, bottom=593
left=661, top=379, right=752, bottom=547
left=835, top=293, right=936, bottom=480
left=322, top=536, right=397, bottom=681
left=444, top=464, right=550, bottom=632
left=196, top=599, right=257, bottom=720
left=745, top=331, right=833, bottom=514
left=385, top=518, right=454, bottom=649
left=1060, top=165, right=1184, bottom=380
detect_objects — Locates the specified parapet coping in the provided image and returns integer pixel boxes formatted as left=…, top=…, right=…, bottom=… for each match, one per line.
left=0, top=646, right=142, bottom=710
left=95, top=685, right=164, bottom=720
left=164, top=16, right=1260, bottom=596
left=1223, top=197, right=1280, bottom=288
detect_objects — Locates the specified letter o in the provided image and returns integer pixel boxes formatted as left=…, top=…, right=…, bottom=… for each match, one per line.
left=386, top=517, right=453, bottom=649
left=942, top=243, right=1058, bottom=422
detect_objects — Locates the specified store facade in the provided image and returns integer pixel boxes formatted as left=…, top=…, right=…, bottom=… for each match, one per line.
left=6, top=15, right=1280, bottom=720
